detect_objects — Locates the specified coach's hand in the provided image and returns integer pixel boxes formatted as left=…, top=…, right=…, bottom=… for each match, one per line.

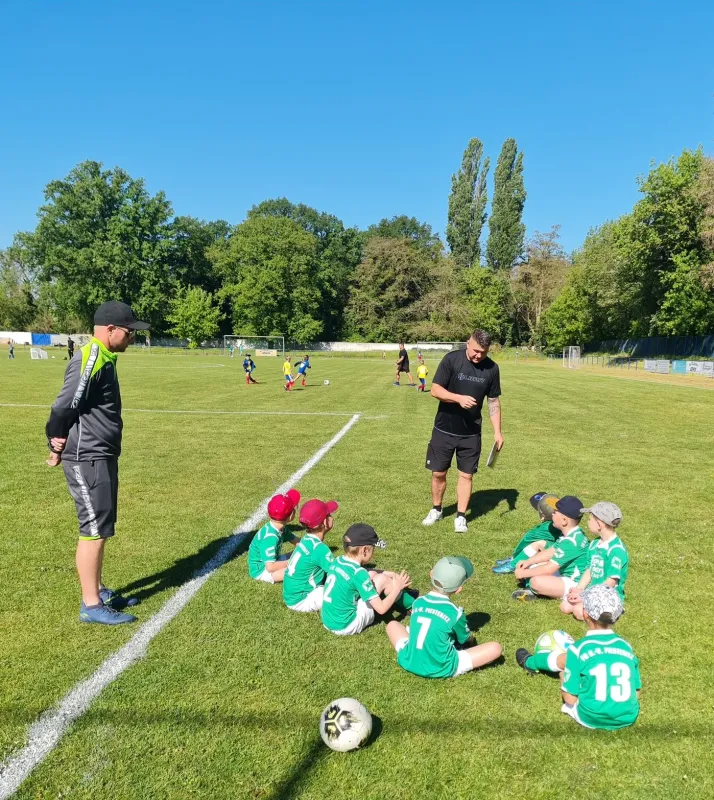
left=494, top=432, right=504, bottom=450
left=457, top=395, right=478, bottom=410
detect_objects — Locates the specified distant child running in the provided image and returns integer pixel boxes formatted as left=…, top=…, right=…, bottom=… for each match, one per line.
left=283, top=356, right=295, bottom=391
left=248, top=490, right=301, bottom=583
left=516, top=584, right=641, bottom=730
left=295, top=354, right=311, bottom=387
left=561, top=502, right=628, bottom=620
left=7, top=339, right=14, bottom=360
left=416, top=362, right=429, bottom=392
left=283, top=498, right=338, bottom=611
left=243, top=353, right=258, bottom=384
left=492, top=492, right=560, bottom=574
left=321, top=524, right=414, bottom=636
left=387, top=556, right=502, bottom=678
left=511, top=496, right=589, bottom=602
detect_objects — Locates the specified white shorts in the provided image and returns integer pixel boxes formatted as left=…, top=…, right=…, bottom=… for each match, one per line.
left=558, top=575, right=577, bottom=600
left=395, top=636, right=474, bottom=677
left=561, top=702, right=594, bottom=729
left=287, top=585, right=325, bottom=612
left=329, top=599, right=375, bottom=636
left=253, top=555, right=289, bottom=583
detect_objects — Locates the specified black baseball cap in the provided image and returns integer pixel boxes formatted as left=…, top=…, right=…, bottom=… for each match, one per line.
left=343, top=523, right=387, bottom=549
left=94, top=301, right=150, bottom=330
left=555, top=495, right=584, bottom=520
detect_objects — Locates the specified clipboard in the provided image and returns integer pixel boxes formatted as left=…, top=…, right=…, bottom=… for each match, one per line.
left=486, top=441, right=502, bottom=468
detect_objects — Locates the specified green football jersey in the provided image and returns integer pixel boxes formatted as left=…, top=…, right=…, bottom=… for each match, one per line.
left=512, top=520, right=560, bottom=561
left=396, top=591, right=471, bottom=678
left=587, top=536, right=629, bottom=599
left=247, top=521, right=293, bottom=579
left=550, top=526, right=589, bottom=580
left=563, top=630, right=641, bottom=730
left=320, top=555, right=378, bottom=631
left=283, top=533, right=334, bottom=607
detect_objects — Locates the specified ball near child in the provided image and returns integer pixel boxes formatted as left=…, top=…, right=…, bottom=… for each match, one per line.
left=534, top=629, right=574, bottom=655
left=324, top=379, right=330, bottom=385
left=319, top=698, right=372, bottom=752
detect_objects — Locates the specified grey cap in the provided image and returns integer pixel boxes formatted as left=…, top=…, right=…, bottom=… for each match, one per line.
left=581, top=501, right=623, bottom=528
left=431, top=556, right=474, bottom=593
left=581, top=584, right=624, bottom=623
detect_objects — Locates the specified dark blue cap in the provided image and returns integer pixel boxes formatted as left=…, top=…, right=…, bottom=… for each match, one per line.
left=555, top=495, right=584, bottom=520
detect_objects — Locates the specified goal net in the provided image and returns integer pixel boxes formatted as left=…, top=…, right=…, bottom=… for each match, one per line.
left=31, top=348, right=49, bottom=360
left=223, top=335, right=285, bottom=357
left=563, top=346, right=581, bottom=369
left=415, top=342, right=467, bottom=360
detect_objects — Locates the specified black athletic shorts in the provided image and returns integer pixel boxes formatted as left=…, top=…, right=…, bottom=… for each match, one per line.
left=425, top=428, right=482, bottom=475
left=62, top=458, right=119, bottom=539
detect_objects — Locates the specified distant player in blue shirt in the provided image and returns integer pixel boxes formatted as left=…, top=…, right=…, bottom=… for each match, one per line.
left=295, top=354, right=311, bottom=387
left=243, top=353, right=258, bottom=384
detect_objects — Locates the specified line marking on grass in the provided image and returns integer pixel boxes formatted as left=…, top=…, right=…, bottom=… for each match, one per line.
left=0, top=414, right=361, bottom=799
left=0, top=403, right=388, bottom=420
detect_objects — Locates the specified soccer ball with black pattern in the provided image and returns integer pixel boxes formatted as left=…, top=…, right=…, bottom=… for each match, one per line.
left=319, top=698, right=372, bottom=752
left=534, top=629, right=574, bottom=656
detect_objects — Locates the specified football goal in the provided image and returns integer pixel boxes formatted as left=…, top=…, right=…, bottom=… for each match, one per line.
left=30, top=348, right=49, bottom=360
left=223, top=335, right=285, bottom=357
left=563, top=346, right=581, bottom=369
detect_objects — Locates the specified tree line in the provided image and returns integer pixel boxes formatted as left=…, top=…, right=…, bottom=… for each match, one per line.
left=1, top=141, right=712, bottom=350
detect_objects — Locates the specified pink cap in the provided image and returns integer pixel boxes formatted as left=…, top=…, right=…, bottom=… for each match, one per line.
left=299, top=499, right=339, bottom=529
left=267, top=489, right=301, bottom=521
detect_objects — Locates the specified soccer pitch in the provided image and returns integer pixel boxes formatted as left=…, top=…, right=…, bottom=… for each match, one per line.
left=1, top=353, right=712, bottom=799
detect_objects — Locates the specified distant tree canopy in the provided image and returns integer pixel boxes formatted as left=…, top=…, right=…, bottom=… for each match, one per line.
left=3, top=146, right=713, bottom=349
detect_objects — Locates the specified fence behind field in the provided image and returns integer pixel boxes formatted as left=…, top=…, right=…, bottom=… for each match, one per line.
left=586, top=334, right=714, bottom=359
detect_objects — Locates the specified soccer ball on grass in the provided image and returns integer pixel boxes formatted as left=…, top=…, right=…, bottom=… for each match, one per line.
left=534, top=629, right=574, bottom=655
left=323, top=379, right=330, bottom=385
left=319, top=697, right=372, bottom=752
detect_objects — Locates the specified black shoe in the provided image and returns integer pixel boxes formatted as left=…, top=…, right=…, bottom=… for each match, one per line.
left=516, top=648, right=536, bottom=676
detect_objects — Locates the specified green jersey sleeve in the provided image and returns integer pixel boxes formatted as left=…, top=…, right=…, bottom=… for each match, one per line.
left=562, top=646, right=583, bottom=696
left=551, top=538, right=578, bottom=567
left=354, top=567, right=378, bottom=602
left=606, top=546, right=627, bottom=583
left=314, top=541, right=334, bottom=572
left=453, top=607, right=471, bottom=645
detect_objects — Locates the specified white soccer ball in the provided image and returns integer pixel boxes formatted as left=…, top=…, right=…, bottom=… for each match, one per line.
left=534, top=629, right=574, bottom=655
left=324, top=379, right=330, bottom=385
left=319, top=698, right=372, bottom=752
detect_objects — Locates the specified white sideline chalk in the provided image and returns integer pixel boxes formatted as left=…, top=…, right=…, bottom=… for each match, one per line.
left=0, top=414, right=360, bottom=798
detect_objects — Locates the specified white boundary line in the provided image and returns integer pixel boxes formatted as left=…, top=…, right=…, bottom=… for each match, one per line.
left=0, top=404, right=388, bottom=420
left=0, top=414, right=361, bottom=798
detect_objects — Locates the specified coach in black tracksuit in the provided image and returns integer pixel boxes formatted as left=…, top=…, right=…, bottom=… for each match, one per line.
left=421, top=329, right=503, bottom=534
left=46, top=301, right=149, bottom=625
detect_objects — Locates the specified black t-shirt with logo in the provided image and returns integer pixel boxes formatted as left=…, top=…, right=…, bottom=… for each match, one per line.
left=432, top=350, right=501, bottom=436
left=398, top=348, right=410, bottom=372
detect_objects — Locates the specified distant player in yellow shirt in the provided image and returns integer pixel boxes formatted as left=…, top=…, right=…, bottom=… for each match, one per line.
left=283, top=356, right=295, bottom=392
left=417, top=362, right=429, bottom=392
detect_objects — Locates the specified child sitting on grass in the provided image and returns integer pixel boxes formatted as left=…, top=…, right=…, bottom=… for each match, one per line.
left=387, top=556, right=502, bottom=678
left=283, top=498, right=338, bottom=612
left=321, top=523, right=414, bottom=636
left=248, top=489, right=301, bottom=583
left=516, top=584, right=641, bottom=730
left=511, top=496, right=589, bottom=602
left=561, top=502, right=628, bottom=620
left=492, top=492, right=560, bottom=574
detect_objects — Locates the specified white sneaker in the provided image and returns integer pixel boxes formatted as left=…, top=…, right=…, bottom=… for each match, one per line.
left=454, top=516, right=468, bottom=533
left=422, top=508, right=443, bottom=526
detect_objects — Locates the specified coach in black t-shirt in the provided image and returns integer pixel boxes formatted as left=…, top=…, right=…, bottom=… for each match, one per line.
left=422, top=329, right=503, bottom=534
left=393, top=341, right=415, bottom=387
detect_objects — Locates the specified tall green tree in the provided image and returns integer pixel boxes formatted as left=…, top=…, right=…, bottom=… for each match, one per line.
left=364, top=215, right=441, bottom=254
left=404, top=256, right=472, bottom=342
left=166, top=287, right=224, bottom=346
left=486, top=138, right=526, bottom=271
left=168, top=216, right=230, bottom=294
left=20, top=161, right=175, bottom=331
left=0, top=245, right=36, bottom=330
left=447, top=138, right=490, bottom=267
left=461, top=266, right=513, bottom=343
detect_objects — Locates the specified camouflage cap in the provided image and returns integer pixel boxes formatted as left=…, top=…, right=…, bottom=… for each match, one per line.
left=581, top=584, right=624, bottom=623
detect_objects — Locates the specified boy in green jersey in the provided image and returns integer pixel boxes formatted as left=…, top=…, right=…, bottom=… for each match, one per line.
left=321, top=523, right=414, bottom=636
left=387, top=557, right=502, bottom=678
left=562, top=501, right=629, bottom=620
left=516, top=584, right=641, bottom=730
left=283, top=498, right=338, bottom=612
left=493, top=492, right=560, bottom=574
left=512, top=496, right=589, bottom=602
left=248, top=489, right=301, bottom=583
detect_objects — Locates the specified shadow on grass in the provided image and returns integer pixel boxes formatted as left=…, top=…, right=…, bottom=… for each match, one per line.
left=115, top=533, right=254, bottom=604
left=443, top=487, right=519, bottom=521
left=264, top=736, right=331, bottom=800
left=465, top=611, right=491, bottom=633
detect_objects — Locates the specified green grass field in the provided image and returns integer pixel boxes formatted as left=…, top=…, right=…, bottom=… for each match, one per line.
left=1, top=351, right=713, bottom=799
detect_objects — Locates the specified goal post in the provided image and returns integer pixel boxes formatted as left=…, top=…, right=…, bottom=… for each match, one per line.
left=30, top=348, right=49, bottom=360
left=563, top=346, right=581, bottom=369
left=223, top=335, right=285, bottom=357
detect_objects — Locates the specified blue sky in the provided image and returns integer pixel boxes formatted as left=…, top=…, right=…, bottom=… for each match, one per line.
left=1, top=0, right=712, bottom=253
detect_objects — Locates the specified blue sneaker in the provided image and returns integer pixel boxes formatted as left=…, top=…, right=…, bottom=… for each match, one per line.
left=492, top=559, right=516, bottom=574
left=80, top=602, right=137, bottom=625
left=495, top=557, right=512, bottom=565
left=100, top=587, right=139, bottom=609
left=393, top=382, right=400, bottom=386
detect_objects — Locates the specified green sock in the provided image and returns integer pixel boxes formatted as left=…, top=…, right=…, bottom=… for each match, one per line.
left=525, top=652, right=553, bottom=672
left=395, top=589, right=417, bottom=613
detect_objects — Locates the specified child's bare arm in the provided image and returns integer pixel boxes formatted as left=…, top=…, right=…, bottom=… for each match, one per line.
left=369, top=571, right=411, bottom=615
left=518, top=547, right=555, bottom=569
left=561, top=689, right=578, bottom=705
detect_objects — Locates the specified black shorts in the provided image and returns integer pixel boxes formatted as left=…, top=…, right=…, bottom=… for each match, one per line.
left=398, top=363, right=410, bottom=374
left=62, top=458, right=118, bottom=539
left=425, top=428, right=482, bottom=475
